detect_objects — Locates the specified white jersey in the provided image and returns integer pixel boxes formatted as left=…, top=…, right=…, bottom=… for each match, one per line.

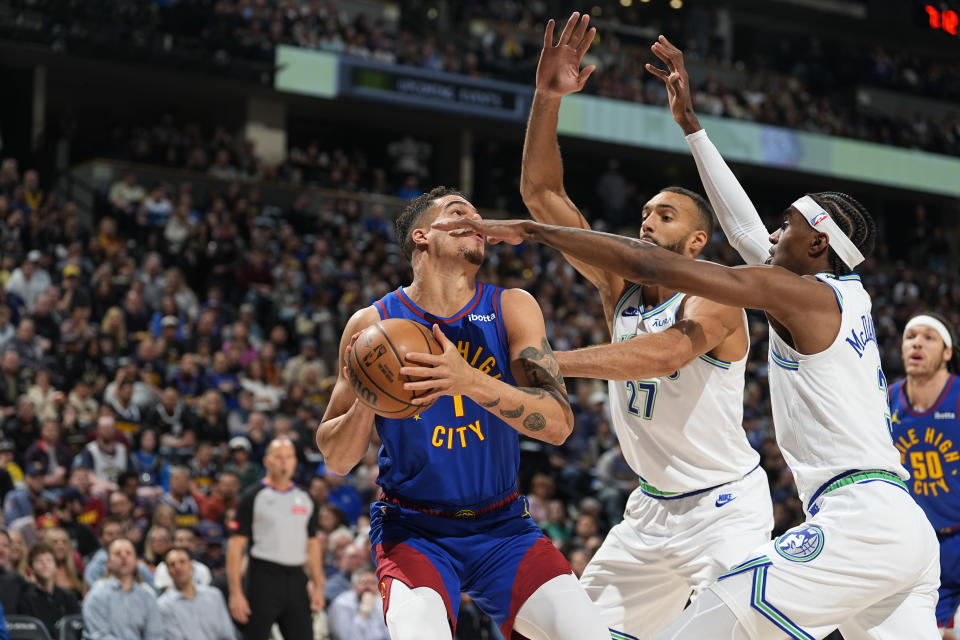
left=767, top=273, right=908, bottom=505
left=608, top=285, right=760, bottom=495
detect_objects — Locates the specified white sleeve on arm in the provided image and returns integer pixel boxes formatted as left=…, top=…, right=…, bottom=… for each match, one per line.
left=686, top=129, right=772, bottom=266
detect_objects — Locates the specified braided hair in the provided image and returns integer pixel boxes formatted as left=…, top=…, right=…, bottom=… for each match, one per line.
left=808, top=192, right=876, bottom=276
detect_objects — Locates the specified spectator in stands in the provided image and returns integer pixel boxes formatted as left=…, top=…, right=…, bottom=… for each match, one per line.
left=323, top=542, right=366, bottom=604
left=10, top=318, right=45, bottom=370
left=26, top=371, right=62, bottom=423
left=5, top=250, right=51, bottom=311
left=3, top=460, right=54, bottom=524
left=130, top=427, right=167, bottom=492
left=327, top=567, right=389, bottom=640
left=65, top=468, right=107, bottom=531
left=282, top=337, right=323, bottom=386
left=208, top=150, right=239, bottom=180
left=19, top=541, right=80, bottom=637
left=52, top=489, right=99, bottom=558
left=160, top=466, right=201, bottom=529
left=74, top=415, right=130, bottom=485
left=201, top=470, right=241, bottom=525
left=107, top=490, right=147, bottom=549
left=195, top=521, right=227, bottom=574
left=82, top=516, right=154, bottom=590
left=157, top=546, right=236, bottom=640
left=108, top=172, right=146, bottom=216
left=23, top=419, right=71, bottom=489
left=195, top=390, right=230, bottom=443
left=42, top=528, right=84, bottom=599
left=148, top=387, right=197, bottom=458
left=224, top=436, right=262, bottom=491
left=188, top=441, right=219, bottom=494
left=108, top=379, right=143, bottom=438
left=82, top=538, right=163, bottom=638
left=141, top=183, right=173, bottom=230
left=143, top=526, right=173, bottom=570
left=29, top=295, right=60, bottom=352
left=0, top=307, right=14, bottom=350
left=0, top=528, right=30, bottom=614
left=153, top=527, right=212, bottom=592
left=6, top=531, right=25, bottom=576
left=103, top=358, right=156, bottom=411
left=4, top=398, right=40, bottom=462
left=0, top=351, right=22, bottom=418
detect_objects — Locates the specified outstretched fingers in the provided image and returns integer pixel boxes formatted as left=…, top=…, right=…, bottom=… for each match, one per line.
left=645, top=62, right=669, bottom=82
left=576, top=26, right=597, bottom=61
left=569, top=13, right=591, bottom=49
left=557, top=12, right=580, bottom=46
left=543, top=19, right=555, bottom=49
left=578, top=65, right=597, bottom=89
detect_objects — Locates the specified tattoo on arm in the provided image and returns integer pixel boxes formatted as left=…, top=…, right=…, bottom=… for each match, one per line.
left=517, top=338, right=569, bottom=405
left=523, top=413, right=546, bottom=432
left=479, top=398, right=500, bottom=409
left=529, top=225, right=658, bottom=281
left=499, top=405, right=524, bottom=419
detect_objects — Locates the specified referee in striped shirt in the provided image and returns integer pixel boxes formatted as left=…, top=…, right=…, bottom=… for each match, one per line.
left=227, top=437, right=324, bottom=639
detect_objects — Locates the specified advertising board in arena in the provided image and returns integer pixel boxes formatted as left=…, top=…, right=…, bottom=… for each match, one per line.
left=274, top=45, right=532, bottom=122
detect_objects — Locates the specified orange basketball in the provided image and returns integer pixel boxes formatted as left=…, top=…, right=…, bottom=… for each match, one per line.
left=348, top=318, right=442, bottom=418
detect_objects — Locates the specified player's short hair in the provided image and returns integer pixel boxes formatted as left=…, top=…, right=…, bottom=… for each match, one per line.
left=807, top=192, right=876, bottom=276
left=658, top=186, right=715, bottom=240
left=395, top=186, right=465, bottom=261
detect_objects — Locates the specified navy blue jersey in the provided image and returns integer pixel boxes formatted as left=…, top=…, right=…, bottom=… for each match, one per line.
left=890, top=374, right=960, bottom=531
left=373, top=283, right=520, bottom=510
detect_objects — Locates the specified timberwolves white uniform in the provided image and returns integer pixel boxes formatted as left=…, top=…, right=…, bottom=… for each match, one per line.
left=710, top=274, right=940, bottom=640
left=580, top=285, right=773, bottom=639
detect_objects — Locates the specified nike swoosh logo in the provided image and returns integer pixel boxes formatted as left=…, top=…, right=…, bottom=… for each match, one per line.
left=715, top=495, right=736, bottom=507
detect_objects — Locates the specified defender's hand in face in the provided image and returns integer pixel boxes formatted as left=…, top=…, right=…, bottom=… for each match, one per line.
left=431, top=218, right=529, bottom=246
left=537, top=12, right=597, bottom=98
left=401, top=324, right=482, bottom=405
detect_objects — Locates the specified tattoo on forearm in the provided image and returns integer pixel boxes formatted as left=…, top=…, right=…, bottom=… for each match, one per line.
left=499, top=405, right=524, bottom=419
left=523, top=413, right=546, bottom=432
left=479, top=398, right=500, bottom=408
left=529, top=225, right=657, bottom=281
left=517, top=338, right=569, bottom=405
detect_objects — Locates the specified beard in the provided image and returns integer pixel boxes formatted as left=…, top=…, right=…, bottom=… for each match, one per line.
left=460, top=246, right=484, bottom=266
left=641, top=234, right=686, bottom=255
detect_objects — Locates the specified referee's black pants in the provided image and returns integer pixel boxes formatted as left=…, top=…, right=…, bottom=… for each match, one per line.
left=243, top=557, right=312, bottom=640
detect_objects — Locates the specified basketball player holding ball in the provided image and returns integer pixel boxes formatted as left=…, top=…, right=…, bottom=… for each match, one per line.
left=317, top=187, right=608, bottom=640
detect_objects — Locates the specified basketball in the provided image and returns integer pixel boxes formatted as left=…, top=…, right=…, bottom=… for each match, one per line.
left=348, top=318, right=443, bottom=418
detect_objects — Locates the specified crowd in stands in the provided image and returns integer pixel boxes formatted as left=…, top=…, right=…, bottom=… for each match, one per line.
left=5, top=0, right=960, bottom=156
left=0, top=134, right=958, bottom=636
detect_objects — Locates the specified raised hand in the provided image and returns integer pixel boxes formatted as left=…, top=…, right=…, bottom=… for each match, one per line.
left=431, top=218, right=530, bottom=246
left=645, top=35, right=701, bottom=135
left=537, top=12, right=597, bottom=98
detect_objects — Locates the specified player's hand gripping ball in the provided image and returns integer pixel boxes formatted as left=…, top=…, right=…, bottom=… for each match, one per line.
left=348, top=318, right=442, bottom=418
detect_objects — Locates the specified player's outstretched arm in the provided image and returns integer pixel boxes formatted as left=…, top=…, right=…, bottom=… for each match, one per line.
left=401, top=290, right=574, bottom=445
left=646, top=35, right=771, bottom=266
left=433, top=217, right=836, bottom=325
left=521, top=14, right=622, bottom=310
left=316, top=306, right=380, bottom=475
left=557, top=296, right=745, bottom=380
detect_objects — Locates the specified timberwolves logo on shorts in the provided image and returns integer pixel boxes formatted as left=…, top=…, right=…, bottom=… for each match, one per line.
left=775, top=525, right=824, bottom=563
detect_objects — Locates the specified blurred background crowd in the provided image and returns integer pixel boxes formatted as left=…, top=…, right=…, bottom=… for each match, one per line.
left=3, top=0, right=960, bottom=156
